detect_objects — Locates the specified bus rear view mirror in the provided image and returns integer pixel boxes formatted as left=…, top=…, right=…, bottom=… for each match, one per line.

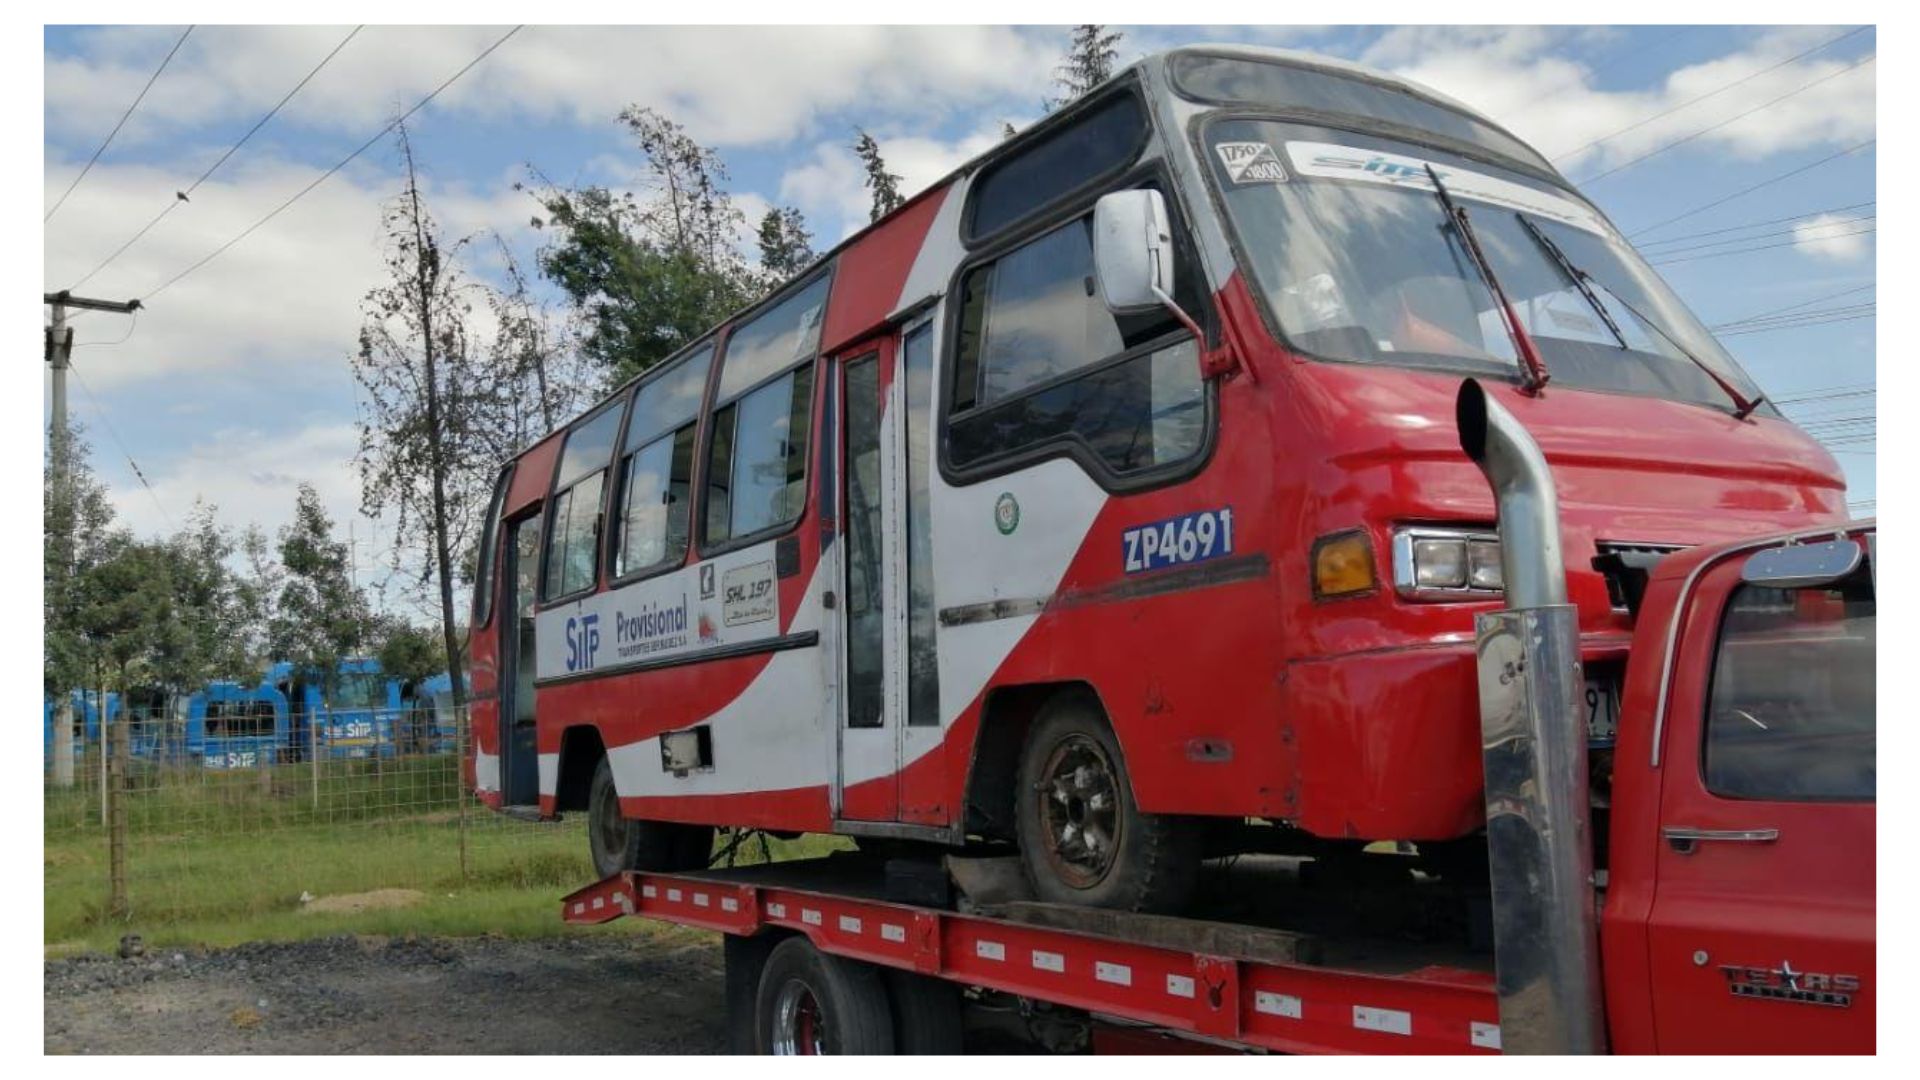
left=1092, top=189, right=1175, bottom=314
left=1093, top=189, right=1214, bottom=376
left=1741, top=539, right=1862, bottom=589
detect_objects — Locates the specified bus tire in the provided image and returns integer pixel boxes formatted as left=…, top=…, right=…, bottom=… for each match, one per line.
left=753, top=936, right=896, bottom=1054
left=884, top=968, right=965, bottom=1054
left=587, top=757, right=715, bottom=878
left=1014, top=695, right=1199, bottom=914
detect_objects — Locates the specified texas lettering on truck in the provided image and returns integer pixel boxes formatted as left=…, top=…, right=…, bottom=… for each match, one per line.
left=459, top=43, right=1872, bottom=1054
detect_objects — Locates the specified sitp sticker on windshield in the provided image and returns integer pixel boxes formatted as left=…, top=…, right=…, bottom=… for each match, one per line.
left=1215, top=141, right=1287, bottom=184
left=1283, top=141, right=1611, bottom=237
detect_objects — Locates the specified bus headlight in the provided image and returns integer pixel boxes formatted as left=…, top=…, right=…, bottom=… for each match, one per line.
left=1393, top=526, right=1504, bottom=601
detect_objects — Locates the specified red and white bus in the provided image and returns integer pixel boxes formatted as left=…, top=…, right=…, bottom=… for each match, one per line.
left=466, top=44, right=1846, bottom=914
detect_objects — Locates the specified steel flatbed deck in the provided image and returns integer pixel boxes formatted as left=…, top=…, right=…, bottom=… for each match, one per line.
left=560, top=853, right=1503, bottom=1054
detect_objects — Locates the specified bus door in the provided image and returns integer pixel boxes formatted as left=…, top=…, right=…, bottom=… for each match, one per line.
left=834, top=319, right=944, bottom=826
left=497, top=511, right=543, bottom=806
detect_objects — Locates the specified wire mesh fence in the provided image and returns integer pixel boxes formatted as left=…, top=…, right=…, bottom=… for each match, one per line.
left=43, top=702, right=587, bottom=944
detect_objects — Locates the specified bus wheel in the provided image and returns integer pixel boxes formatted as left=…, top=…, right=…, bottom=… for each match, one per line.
left=586, top=758, right=715, bottom=878
left=754, top=936, right=895, bottom=1054
left=1014, top=696, right=1199, bottom=914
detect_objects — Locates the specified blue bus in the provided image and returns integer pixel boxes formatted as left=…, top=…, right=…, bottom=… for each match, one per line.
left=408, top=672, right=466, bottom=754
left=42, top=690, right=114, bottom=764
left=186, top=681, right=290, bottom=770
left=266, top=658, right=403, bottom=760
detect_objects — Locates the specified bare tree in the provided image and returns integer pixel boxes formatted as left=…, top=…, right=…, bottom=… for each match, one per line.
left=352, top=122, right=496, bottom=708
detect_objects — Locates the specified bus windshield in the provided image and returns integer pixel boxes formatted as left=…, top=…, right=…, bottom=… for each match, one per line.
left=1202, top=117, right=1769, bottom=414
left=334, top=673, right=383, bottom=711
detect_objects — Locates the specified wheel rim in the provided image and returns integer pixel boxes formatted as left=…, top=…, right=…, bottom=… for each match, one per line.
left=770, top=978, right=825, bottom=1055
left=1034, top=732, right=1124, bottom=889
left=591, top=779, right=630, bottom=867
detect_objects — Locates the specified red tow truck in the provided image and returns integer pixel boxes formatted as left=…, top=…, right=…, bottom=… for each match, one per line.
left=559, top=381, right=1875, bottom=1054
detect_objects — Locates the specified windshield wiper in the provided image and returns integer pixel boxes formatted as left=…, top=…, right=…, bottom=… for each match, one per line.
left=1424, top=164, right=1549, bottom=393
left=1516, top=214, right=1630, bottom=351
left=1514, top=213, right=1763, bottom=420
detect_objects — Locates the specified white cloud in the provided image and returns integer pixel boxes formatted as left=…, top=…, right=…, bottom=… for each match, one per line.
left=45, top=26, right=1060, bottom=153
left=780, top=122, right=1010, bottom=241
left=1357, top=26, right=1876, bottom=174
left=44, top=150, right=534, bottom=390
left=1792, top=212, right=1873, bottom=262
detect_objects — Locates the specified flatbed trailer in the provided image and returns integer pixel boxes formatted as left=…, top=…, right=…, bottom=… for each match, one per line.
left=562, top=854, right=1504, bottom=1054
left=547, top=383, right=1875, bottom=1055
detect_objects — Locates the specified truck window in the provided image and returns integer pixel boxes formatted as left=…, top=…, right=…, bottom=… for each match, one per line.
left=948, top=208, right=1205, bottom=475
left=704, top=275, right=828, bottom=546
left=1704, top=578, right=1875, bottom=801
left=614, top=345, right=712, bottom=578
left=544, top=400, right=625, bottom=599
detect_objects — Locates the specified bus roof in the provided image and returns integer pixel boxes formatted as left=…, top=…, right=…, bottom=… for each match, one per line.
left=509, top=43, right=1533, bottom=461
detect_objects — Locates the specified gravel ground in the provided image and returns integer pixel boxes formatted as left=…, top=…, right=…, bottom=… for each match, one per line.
left=44, top=933, right=729, bottom=1054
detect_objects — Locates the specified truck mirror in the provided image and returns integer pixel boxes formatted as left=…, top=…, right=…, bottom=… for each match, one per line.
left=1741, top=538, right=1862, bottom=589
left=1092, top=189, right=1176, bottom=315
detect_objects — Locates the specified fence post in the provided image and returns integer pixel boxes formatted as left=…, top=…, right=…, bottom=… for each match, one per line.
left=52, top=698, right=75, bottom=789
left=310, top=708, right=321, bottom=814
left=108, top=697, right=129, bottom=919
left=457, top=705, right=469, bottom=882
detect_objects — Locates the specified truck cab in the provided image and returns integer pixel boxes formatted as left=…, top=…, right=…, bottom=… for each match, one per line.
left=1603, top=523, right=1874, bottom=1053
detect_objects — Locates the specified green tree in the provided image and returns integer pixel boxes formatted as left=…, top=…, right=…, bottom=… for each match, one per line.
left=854, top=130, right=904, bottom=222
left=1048, top=24, right=1124, bottom=110
left=44, top=418, right=119, bottom=700
left=527, top=106, right=758, bottom=386
left=755, top=205, right=815, bottom=286
left=269, top=483, right=371, bottom=706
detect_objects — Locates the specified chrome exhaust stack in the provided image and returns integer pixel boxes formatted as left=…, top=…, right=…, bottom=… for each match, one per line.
left=1456, top=379, right=1605, bottom=1054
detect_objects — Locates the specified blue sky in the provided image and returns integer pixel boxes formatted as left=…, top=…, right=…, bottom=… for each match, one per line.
left=42, top=24, right=1877, bottom=610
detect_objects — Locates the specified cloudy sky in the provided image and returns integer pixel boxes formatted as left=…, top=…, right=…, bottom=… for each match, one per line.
left=42, top=23, right=1878, bottom=608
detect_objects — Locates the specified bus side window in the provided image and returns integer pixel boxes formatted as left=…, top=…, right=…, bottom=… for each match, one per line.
left=544, top=399, right=626, bottom=600
left=705, top=274, right=830, bottom=547
left=614, top=345, right=713, bottom=578
left=948, top=200, right=1207, bottom=477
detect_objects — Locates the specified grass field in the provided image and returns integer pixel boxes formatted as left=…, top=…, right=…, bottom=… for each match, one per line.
left=44, top=755, right=849, bottom=955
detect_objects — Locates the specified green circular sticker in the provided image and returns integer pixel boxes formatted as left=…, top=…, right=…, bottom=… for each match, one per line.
left=994, top=492, right=1020, bottom=535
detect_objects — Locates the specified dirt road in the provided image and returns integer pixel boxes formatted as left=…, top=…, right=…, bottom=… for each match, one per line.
left=44, top=933, right=728, bottom=1054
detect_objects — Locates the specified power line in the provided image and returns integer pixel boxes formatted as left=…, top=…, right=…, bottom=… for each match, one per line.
left=64, top=357, right=174, bottom=530
left=45, top=26, right=195, bottom=224
left=67, top=26, right=365, bottom=293
left=1637, top=201, right=1874, bottom=247
left=1714, top=302, right=1875, bottom=329
left=1647, top=224, right=1875, bottom=266
left=131, top=25, right=523, bottom=308
left=1551, top=26, right=1868, bottom=163
left=1626, top=138, right=1874, bottom=238
left=1579, top=51, right=1875, bottom=185
left=1717, top=311, right=1875, bottom=337
left=1639, top=213, right=1874, bottom=258
left=1715, top=283, right=1874, bottom=328
left=1770, top=381, right=1874, bottom=403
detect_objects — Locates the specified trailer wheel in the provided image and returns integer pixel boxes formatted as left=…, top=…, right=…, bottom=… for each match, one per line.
left=754, top=936, right=895, bottom=1054
left=1015, top=696, right=1199, bottom=914
left=884, top=968, right=965, bottom=1054
left=586, top=758, right=715, bottom=878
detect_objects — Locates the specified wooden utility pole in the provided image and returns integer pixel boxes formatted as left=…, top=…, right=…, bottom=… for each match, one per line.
left=45, top=291, right=140, bottom=791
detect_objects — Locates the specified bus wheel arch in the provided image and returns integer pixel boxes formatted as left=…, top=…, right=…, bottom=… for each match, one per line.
left=1011, top=688, right=1200, bottom=914
left=554, top=724, right=606, bottom=813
